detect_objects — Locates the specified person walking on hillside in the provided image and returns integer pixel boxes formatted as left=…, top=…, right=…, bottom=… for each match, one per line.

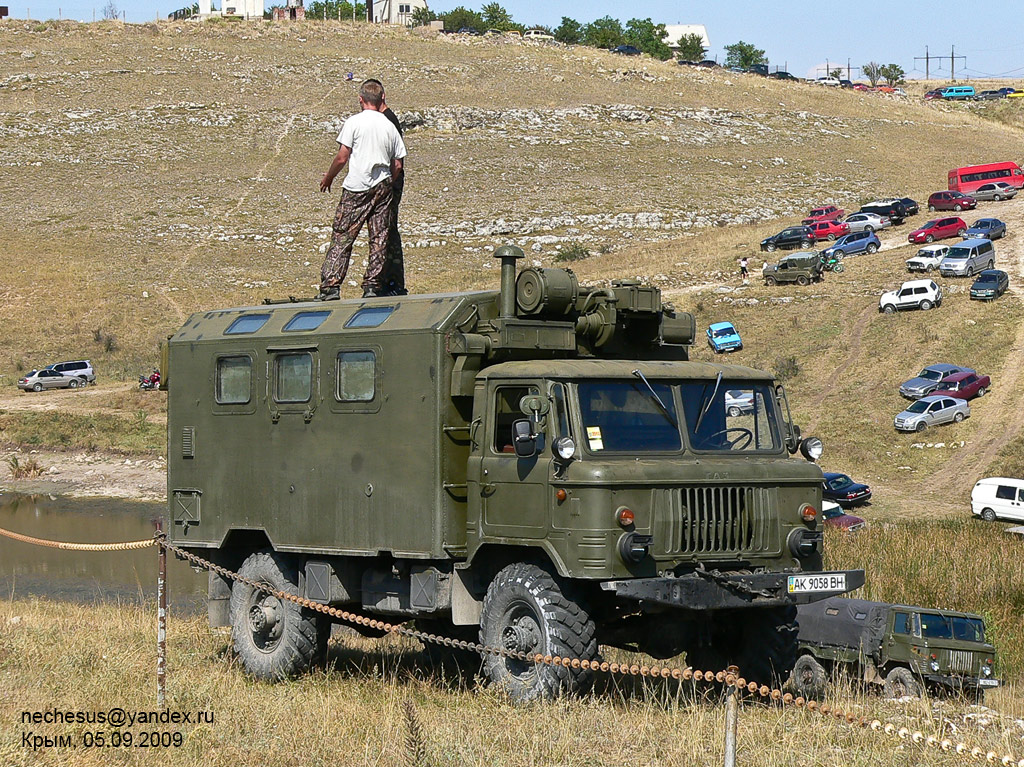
left=739, top=256, right=749, bottom=284
left=366, top=78, right=407, bottom=296
left=317, top=80, right=407, bottom=300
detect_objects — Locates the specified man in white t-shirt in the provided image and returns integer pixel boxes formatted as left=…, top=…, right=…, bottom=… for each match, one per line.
left=317, top=80, right=408, bottom=300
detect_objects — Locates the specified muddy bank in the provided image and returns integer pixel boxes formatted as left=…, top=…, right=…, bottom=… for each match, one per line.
left=0, top=448, right=166, bottom=501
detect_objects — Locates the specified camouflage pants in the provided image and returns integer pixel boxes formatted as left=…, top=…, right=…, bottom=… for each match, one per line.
left=379, top=176, right=405, bottom=293
left=320, top=179, right=394, bottom=293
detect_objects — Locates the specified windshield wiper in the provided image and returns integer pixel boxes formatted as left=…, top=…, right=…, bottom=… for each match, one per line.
left=631, top=369, right=677, bottom=427
left=695, top=371, right=724, bottom=434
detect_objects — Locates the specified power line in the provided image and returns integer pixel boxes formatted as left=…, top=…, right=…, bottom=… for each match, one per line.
left=914, top=45, right=966, bottom=81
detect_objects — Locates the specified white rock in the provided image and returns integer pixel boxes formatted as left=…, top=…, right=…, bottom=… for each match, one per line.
left=142, top=291, right=149, bottom=298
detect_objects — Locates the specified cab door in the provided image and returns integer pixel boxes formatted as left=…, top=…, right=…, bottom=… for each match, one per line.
left=476, top=380, right=551, bottom=540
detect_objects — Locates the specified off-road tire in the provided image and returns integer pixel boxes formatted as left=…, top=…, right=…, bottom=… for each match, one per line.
left=920, top=300, right=933, bottom=310
left=954, top=412, right=965, bottom=423
left=480, top=563, right=597, bottom=702
left=230, top=549, right=329, bottom=681
left=68, top=379, right=78, bottom=388
left=884, top=666, right=923, bottom=699
left=789, top=654, right=828, bottom=701
left=796, top=275, right=810, bottom=286
left=834, top=263, right=845, bottom=273
left=883, top=304, right=896, bottom=314
left=766, top=243, right=777, bottom=252
left=687, top=606, right=799, bottom=688
left=981, top=508, right=997, bottom=522
left=765, top=276, right=777, bottom=286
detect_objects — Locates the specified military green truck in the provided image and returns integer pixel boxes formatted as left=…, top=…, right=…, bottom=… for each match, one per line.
left=791, top=597, right=999, bottom=700
left=165, top=246, right=864, bottom=700
left=763, top=253, right=825, bottom=286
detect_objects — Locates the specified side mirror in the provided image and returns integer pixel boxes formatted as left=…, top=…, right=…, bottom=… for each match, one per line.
left=512, top=419, right=537, bottom=458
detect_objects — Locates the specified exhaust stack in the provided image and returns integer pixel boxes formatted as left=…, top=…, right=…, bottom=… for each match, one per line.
left=493, top=245, right=525, bottom=319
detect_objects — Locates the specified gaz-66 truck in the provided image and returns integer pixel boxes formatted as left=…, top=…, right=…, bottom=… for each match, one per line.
left=165, top=246, right=864, bottom=700
left=791, top=597, right=999, bottom=701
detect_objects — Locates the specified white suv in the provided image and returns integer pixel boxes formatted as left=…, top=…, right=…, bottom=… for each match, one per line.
left=879, top=280, right=942, bottom=314
left=47, top=359, right=96, bottom=384
left=906, top=244, right=949, bottom=272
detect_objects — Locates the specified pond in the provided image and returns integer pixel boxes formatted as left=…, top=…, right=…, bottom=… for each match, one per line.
left=0, top=493, right=206, bottom=613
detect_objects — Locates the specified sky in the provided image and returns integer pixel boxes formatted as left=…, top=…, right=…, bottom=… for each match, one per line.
left=6, top=0, right=1024, bottom=81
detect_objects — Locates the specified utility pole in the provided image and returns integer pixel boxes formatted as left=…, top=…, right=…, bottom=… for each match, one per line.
left=847, top=58, right=851, bottom=80
left=915, top=46, right=964, bottom=83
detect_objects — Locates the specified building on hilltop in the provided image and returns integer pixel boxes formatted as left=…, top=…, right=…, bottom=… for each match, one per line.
left=371, top=0, right=428, bottom=26
left=273, top=0, right=305, bottom=20
left=196, top=0, right=263, bottom=20
left=663, top=24, right=710, bottom=53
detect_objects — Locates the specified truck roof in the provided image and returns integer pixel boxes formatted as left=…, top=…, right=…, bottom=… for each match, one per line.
left=170, top=291, right=497, bottom=344
left=478, top=359, right=774, bottom=381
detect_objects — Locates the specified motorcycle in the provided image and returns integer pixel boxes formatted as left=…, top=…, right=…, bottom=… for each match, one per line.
left=819, top=252, right=845, bottom=273
left=139, top=372, right=161, bottom=390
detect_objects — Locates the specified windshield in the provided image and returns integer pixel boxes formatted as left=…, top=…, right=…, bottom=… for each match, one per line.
left=828, top=475, right=853, bottom=489
left=577, top=381, right=681, bottom=452
left=920, top=613, right=985, bottom=642
left=917, top=368, right=942, bottom=381
left=946, top=247, right=969, bottom=259
left=934, top=381, right=958, bottom=391
left=971, top=220, right=989, bottom=228
left=976, top=273, right=997, bottom=283
left=823, top=507, right=844, bottom=520
left=906, top=401, right=929, bottom=414
left=574, top=380, right=781, bottom=454
left=712, top=327, right=736, bottom=338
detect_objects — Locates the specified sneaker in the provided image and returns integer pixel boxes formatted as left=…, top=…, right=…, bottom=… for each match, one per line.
left=315, top=287, right=340, bottom=301
left=362, top=289, right=380, bottom=298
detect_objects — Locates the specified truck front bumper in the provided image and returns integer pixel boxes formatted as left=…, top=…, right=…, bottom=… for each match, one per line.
left=600, top=569, right=865, bottom=611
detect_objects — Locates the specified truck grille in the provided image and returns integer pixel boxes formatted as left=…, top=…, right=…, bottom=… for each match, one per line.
left=944, top=649, right=975, bottom=675
left=654, top=486, right=779, bottom=557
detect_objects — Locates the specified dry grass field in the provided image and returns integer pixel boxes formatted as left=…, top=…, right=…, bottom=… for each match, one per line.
left=2, top=19, right=1024, bottom=765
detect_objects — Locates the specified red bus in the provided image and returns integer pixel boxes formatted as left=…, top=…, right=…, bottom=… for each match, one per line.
left=948, top=161, right=1024, bottom=193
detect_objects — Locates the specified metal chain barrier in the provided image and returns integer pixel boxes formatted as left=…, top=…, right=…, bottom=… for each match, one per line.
left=1, top=523, right=1018, bottom=764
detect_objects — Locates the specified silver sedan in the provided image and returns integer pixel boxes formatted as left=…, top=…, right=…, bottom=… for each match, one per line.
left=971, top=182, right=1018, bottom=202
left=845, top=212, right=892, bottom=233
left=17, top=369, right=79, bottom=392
left=894, top=394, right=970, bottom=432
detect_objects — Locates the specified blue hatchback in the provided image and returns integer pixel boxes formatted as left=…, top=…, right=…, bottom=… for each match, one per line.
left=820, top=231, right=880, bottom=259
left=964, top=218, right=1006, bottom=240
left=707, top=321, right=742, bottom=353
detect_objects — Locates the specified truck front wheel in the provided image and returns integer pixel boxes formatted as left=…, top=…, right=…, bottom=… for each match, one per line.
left=789, top=654, right=827, bottom=701
left=480, top=563, right=598, bottom=701
left=229, top=549, right=329, bottom=680
left=883, top=666, right=922, bottom=699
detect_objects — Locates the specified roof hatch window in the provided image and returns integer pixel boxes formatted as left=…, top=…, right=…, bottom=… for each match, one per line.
left=225, top=314, right=271, bottom=335
left=345, top=306, right=395, bottom=329
left=283, top=310, right=331, bottom=332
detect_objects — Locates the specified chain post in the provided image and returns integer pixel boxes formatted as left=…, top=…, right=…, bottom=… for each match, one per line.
left=155, top=519, right=167, bottom=708
left=724, top=665, right=739, bottom=767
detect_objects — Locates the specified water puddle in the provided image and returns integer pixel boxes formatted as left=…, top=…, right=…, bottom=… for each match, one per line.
left=0, top=493, right=205, bottom=613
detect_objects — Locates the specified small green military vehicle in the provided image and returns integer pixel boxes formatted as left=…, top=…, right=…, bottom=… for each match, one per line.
left=763, top=253, right=825, bottom=286
left=791, top=597, right=999, bottom=700
left=165, top=246, right=864, bottom=700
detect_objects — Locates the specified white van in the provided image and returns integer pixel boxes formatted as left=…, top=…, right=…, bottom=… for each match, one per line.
left=971, top=477, right=1024, bottom=522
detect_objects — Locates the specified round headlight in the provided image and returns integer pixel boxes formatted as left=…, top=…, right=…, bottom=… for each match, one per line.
left=799, top=437, right=824, bottom=462
left=930, top=660, right=940, bottom=672
left=982, top=665, right=992, bottom=677
left=554, top=436, right=577, bottom=460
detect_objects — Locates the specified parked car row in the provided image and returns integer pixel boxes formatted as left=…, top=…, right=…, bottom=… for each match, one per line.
left=925, top=86, right=1016, bottom=101
left=16, top=360, right=95, bottom=392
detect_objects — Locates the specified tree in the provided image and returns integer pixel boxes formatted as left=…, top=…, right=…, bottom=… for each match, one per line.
left=411, top=6, right=437, bottom=26
left=553, top=16, right=582, bottom=44
left=675, top=32, right=706, bottom=62
left=880, top=63, right=906, bottom=86
left=829, top=67, right=844, bottom=80
left=623, top=18, right=672, bottom=60
left=481, top=2, right=512, bottom=30
left=583, top=16, right=624, bottom=49
left=440, top=6, right=484, bottom=31
left=862, top=61, right=882, bottom=87
left=102, top=0, right=119, bottom=20
left=723, top=41, right=767, bottom=69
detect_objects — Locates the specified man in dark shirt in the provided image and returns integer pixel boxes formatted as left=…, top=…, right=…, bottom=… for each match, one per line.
left=365, top=79, right=407, bottom=296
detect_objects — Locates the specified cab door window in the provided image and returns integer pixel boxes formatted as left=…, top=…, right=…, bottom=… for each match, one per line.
left=492, top=386, right=538, bottom=454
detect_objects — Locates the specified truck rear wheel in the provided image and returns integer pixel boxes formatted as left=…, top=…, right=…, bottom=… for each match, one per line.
left=789, top=654, right=827, bottom=701
left=883, top=666, right=922, bottom=699
left=480, top=563, right=597, bottom=701
left=230, top=549, right=329, bottom=680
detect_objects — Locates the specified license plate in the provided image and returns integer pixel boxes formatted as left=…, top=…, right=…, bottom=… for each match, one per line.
left=978, top=678, right=999, bottom=688
left=788, top=573, right=847, bottom=593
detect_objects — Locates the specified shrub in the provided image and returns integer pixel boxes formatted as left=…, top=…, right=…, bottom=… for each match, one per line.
left=554, top=241, right=590, bottom=262
left=6, top=454, right=45, bottom=479
left=773, top=355, right=800, bottom=381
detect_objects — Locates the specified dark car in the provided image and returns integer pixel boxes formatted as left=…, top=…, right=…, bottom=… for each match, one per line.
left=696, top=60, right=719, bottom=68
left=822, top=502, right=866, bottom=531
left=932, top=371, right=991, bottom=400
left=928, top=191, right=977, bottom=212
left=898, top=197, right=919, bottom=216
left=760, top=225, right=816, bottom=252
left=860, top=200, right=908, bottom=225
left=964, top=218, right=1006, bottom=240
left=924, top=89, right=943, bottom=100
left=975, top=90, right=1004, bottom=101
left=769, top=71, right=797, bottom=81
left=746, top=64, right=769, bottom=76
left=612, top=45, right=642, bottom=56
left=455, top=27, right=481, bottom=35
left=970, top=269, right=1009, bottom=300
left=998, top=87, right=1017, bottom=96
left=839, top=79, right=854, bottom=88
left=822, top=472, right=872, bottom=507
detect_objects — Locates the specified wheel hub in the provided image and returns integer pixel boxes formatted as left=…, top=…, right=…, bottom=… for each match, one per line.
left=502, top=616, right=540, bottom=655
left=248, top=596, right=283, bottom=648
